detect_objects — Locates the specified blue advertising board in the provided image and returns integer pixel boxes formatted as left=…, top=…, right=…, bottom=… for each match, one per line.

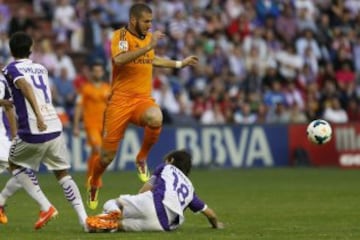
left=65, top=124, right=289, bottom=172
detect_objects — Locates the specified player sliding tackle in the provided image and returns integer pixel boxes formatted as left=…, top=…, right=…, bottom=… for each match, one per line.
left=86, top=149, right=224, bottom=232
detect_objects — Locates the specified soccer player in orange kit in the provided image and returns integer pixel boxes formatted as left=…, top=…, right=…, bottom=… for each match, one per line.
left=87, top=3, right=198, bottom=209
left=73, top=61, right=110, bottom=183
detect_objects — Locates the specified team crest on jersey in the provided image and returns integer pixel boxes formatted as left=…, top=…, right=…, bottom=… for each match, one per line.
left=119, top=41, right=128, bottom=51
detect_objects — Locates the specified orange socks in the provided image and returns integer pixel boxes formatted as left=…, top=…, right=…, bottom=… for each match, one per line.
left=136, top=126, right=161, bottom=162
left=89, top=155, right=107, bottom=188
left=86, top=153, right=98, bottom=181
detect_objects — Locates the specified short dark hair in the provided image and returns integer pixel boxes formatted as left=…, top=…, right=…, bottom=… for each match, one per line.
left=164, top=149, right=192, bottom=176
left=9, top=32, right=33, bottom=58
left=129, top=3, right=152, bottom=19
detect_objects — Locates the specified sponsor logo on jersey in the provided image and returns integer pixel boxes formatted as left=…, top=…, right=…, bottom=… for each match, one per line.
left=119, top=41, right=128, bottom=51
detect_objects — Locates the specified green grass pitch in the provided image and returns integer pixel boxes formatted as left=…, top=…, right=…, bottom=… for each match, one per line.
left=0, top=168, right=359, bottom=240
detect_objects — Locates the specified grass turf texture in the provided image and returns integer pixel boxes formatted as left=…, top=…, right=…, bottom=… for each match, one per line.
left=0, top=168, right=359, bottom=240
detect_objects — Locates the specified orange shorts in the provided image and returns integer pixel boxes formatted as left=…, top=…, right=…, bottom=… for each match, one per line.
left=102, top=95, right=159, bottom=151
left=85, top=125, right=102, bottom=147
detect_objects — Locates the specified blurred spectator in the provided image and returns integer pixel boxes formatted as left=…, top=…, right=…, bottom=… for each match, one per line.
left=33, top=0, right=55, bottom=20
left=296, top=7, right=317, bottom=33
left=289, top=103, right=308, bottom=123
left=8, top=6, right=36, bottom=37
left=89, top=0, right=114, bottom=27
left=108, top=0, right=131, bottom=28
left=228, top=45, right=246, bottom=79
left=242, top=64, right=262, bottom=95
left=284, top=81, right=305, bottom=110
left=305, top=93, right=322, bottom=121
left=83, top=7, right=107, bottom=65
left=346, top=98, right=360, bottom=122
left=201, top=102, right=226, bottom=125
left=335, top=62, right=355, bottom=90
left=35, top=38, right=58, bottom=76
left=51, top=67, right=77, bottom=118
left=204, top=13, right=224, bottom=37
left=255, top=103, right=268, bottom=123
left=208, top=45, right=228, bottom=76
left=345, top=0, right=360, bottom=17
left=263, top=29, right=281, bottom=57
left=255, top=0, right=280, bottom=24
left=275, top=3, right=297, bottom=43
left=73, top=64, right=91, bottom=92
left=262, top=64, right=283, bottom=90
left=296, top=29, right=321, bottom=60
left=225, top=0, right=244, bottom=20
left=263, top=80, right=287, bottom=108
left=53, top=44, right=76, bottom=81
left=322, top=97, right=349, bottom=123
left=297, top=64, right=317, bottom=90
left=234, top=102, right=257, bottom=124
left=0, top=0, right=10, bottom=24
left=266, top=102, right=291, bottom=123
left=52, top=0, right=81, bottom=45
left=275, top=43, right=304, bottom=80
left=169, top=10, right=188, bottom=41
left=187, top=8, right=207, bottom=35
left=192, top=92, right=207, bottom=121
left=243, top=27, right=267, bottom=60
left=0, top=32, right=10, bottom=64
left=227, top=13, right=252, bottom=42
left=295, top=0, right=317, bottom=21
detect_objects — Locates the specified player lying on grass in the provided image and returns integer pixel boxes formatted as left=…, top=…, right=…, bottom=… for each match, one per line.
left=86, top=149, right=224, bottom=232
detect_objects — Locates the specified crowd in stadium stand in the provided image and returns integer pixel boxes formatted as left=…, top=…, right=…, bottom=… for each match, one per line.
left=1, top=0, right=360, bottom=125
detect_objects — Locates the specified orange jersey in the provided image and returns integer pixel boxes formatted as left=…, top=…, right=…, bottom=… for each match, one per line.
left=79, top=82, right=111, bottom=128
left=110, top=27, right=155, bottom=98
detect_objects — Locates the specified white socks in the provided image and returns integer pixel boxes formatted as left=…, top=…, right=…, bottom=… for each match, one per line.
left=58, top=175, right=88, bottom=226
left=11, top=168, right=88, bottom=228
left=12, top=168, right=52, bottom=211
left=0, top=176, right=22, bottom=206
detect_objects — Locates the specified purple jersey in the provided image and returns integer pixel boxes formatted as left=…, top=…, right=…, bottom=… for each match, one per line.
left=152, top=164, right=206, bottom=230
left=2, top=59, right=62, bottom=143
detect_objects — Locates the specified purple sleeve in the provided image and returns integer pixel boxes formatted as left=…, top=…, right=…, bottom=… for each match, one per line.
left=152, top=163, right=166, bottom=177
left=3, top=64, right=23, bottom=85
left=188, top=193, right=206, bottom=213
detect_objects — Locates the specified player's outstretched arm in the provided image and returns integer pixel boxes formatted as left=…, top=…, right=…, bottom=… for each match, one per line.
left=153, top=56, right=199, bottom=68
left=202, top=207, right=224, bottom=229
left=138, top=176, right=156, bottom=193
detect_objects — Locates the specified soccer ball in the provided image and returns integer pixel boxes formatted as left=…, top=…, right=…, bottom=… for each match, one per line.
left=306, top=119, right=332, bottom=145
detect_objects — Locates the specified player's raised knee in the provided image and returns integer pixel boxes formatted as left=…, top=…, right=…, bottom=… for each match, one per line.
left=144, top=107, right=163, bottom=128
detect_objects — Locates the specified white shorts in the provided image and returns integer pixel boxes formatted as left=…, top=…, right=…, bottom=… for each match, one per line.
left=0, top=137, right=11, bottom=174
left=0, top=136, right=11, bottom=162
left=117, top=191, right=164, bottom=232
left=0, top=160, right=8, bottom=174
left=8, top=134, right=71, bottom=171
